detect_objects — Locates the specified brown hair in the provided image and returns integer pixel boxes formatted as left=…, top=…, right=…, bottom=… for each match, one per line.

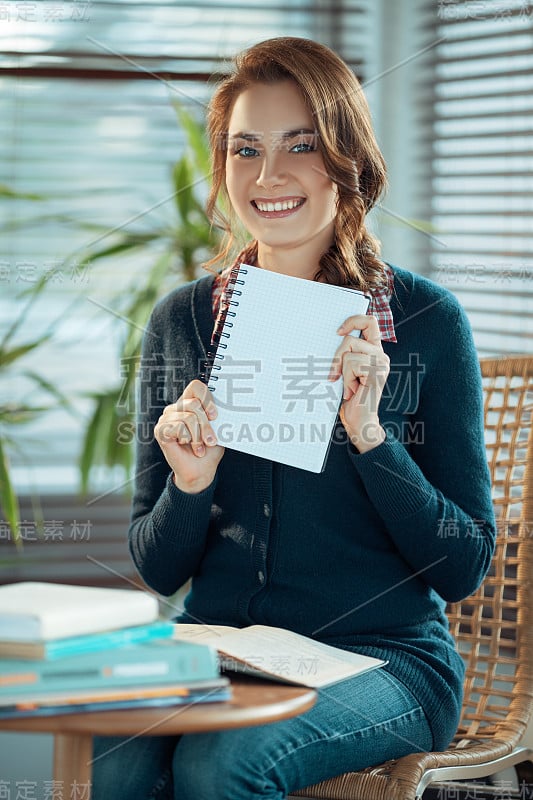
left=204, top=37, right=387, bottom=290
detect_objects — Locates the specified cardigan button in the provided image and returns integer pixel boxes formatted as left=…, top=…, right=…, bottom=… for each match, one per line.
left=263, top=503, right=271, bottom=518
left=257, top=570, right=265, bottom=584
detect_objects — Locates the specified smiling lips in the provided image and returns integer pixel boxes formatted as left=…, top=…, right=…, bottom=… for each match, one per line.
left=252, top=197, right=306, bottom=217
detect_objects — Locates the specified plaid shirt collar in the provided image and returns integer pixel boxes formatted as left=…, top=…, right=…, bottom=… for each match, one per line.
left=211, top=256, right=397, bottom=344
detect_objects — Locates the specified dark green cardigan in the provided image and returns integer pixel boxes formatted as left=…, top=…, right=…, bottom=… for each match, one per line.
left=129, top=265, right=496, bottom=751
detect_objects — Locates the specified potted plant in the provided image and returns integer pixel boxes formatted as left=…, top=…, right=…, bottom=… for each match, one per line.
left=0, top=185, right=76, bottom=544
left=0, top=103, right=220, bottom=541
left=76, top=103, right=221, bottom=493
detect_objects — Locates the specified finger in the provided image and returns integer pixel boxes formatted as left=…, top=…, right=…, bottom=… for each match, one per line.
left=328, top=337, right=384, bottom=381
left=340, top=356, right=372, bottom=400
left=159, top=405, right=215, bottom=448
left=156, top=411, right=209, bottom=457
left=180, top=398, right=218, bottom=447
left=156, top=414, right=195, bottom=445
left=178, top=411, right=206, bottom=456
left=177, top=379, right=218, bottom=421
left=339, top=355, right=369, bottom=401
left=337, top=315, right=381, bottom=347
left=172, top=380, right=218, bottom=446
left=340, top=352, right=389, bottom=400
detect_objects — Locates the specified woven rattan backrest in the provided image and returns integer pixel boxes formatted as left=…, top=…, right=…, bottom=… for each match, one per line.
left=446, top=356, right=533, bottom=746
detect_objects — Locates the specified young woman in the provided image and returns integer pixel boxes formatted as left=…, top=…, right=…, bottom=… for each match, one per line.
left=92, top=36, right=495, bottom=800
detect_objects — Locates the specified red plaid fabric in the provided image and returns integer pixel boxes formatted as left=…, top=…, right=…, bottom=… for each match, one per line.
left=211, top=258, right=397, bottom=344
left=368, top=265, right=397, bottom=343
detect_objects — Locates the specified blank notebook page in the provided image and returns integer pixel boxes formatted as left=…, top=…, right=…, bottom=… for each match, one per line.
left=208, top=264, right=369, bottom=472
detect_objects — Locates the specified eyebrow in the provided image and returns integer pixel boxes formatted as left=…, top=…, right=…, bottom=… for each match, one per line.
left=275, top=128, right=317, bottom=140
left=227, top=131, right=262, bottom=142
left=228, top=128, right=316, bottom=141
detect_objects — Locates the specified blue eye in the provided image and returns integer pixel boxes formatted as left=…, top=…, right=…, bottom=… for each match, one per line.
left=235, top=146, right=259, bottom=158
left=290, top=141, right=316, bottom=153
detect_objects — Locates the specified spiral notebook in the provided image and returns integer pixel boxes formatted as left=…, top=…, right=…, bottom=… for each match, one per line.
left=203, top=264, right=369, bottom=472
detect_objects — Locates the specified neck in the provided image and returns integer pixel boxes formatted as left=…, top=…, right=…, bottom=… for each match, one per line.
left=256, top=242, right=327, bottom=281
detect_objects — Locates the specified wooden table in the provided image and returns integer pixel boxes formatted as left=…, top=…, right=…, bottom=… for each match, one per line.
left=0, top=676, right=316, bottom=793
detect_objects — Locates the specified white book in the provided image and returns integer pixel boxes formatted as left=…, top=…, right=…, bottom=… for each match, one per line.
left=205, top=264, right=369, bottom=472
left=0, top=582, right=159, bottom=641
left=173, top=624, right=385, bottom=689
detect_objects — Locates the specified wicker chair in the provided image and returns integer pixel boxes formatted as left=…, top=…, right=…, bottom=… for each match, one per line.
left=292, top=355, right=533, bottom=800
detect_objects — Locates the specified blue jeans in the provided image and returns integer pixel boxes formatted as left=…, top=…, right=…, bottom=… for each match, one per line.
left=91, top=669, right=433, bottom=800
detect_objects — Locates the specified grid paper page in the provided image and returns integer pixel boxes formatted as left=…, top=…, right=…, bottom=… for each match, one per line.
left=209, top=264, right=369, bottom=472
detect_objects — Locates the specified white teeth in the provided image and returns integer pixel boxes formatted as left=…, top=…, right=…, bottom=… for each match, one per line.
left=255, top=199, right=303, bottom=212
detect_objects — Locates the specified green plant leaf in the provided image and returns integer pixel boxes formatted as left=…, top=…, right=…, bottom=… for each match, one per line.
left=0, top=436, right=21, bottom=547
left=171, top=103, right=211, bottom=178
left=101, top=393, right=121, bottom=468
left=79, top=394, right=106, bottom=494
left=23, top=370, right=79, bottom=415
left=0, top=335, right=53, bottom=369
left=74, top=233, right=162, bottom=271
left=0, top=405, right=52, bottom=425
left=0, top=183, right=46, bottom=201
left=78, top=388, right=133, bottom=493
left=0, top=213, right=82, bottom=237
left=0, top=282, right=47, bottom=351
left=119, top=251, right=175, bottom=359
left=105, top=403, right=130, bottom=470
left=173, top=157, right=196, bottom=223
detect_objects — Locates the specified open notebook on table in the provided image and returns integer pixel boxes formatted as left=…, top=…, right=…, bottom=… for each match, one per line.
left=203, top=264, right=369, bottom=472
left=173, top=624, right=385, bottom=689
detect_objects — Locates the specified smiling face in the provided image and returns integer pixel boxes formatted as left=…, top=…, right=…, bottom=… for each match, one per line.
left=225, top=80, right=338, bottom=276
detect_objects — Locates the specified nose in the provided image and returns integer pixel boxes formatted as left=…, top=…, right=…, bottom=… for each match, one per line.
left=256, top=153, right=287, bottom=190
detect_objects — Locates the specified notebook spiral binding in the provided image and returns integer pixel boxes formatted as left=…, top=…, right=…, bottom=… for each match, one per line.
left=199, top=266, right=248, bottom=391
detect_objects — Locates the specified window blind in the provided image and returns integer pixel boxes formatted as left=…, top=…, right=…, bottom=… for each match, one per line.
left=1, top=0, right=374, bottom=494
left=418, top=0, right=533, bottom=355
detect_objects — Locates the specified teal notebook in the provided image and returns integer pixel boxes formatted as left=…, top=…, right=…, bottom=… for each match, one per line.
left=0, top=639, right=219, bottom=696
left=0, top=620, right=175, bottom=660
left=0, top=677, right=232, bottom=716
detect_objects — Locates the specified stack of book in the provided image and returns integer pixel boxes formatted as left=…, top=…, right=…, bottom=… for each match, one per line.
left=0, top=582, right=230, bottom=718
